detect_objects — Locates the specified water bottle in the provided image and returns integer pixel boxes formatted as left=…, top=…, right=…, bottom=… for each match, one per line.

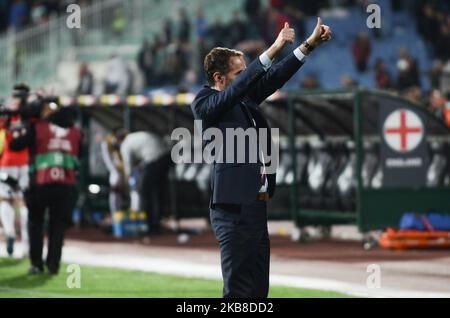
left=112, top=211, right=125, bottom=238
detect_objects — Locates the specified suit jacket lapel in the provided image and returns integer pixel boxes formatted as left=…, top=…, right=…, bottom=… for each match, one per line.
left=240, top=101, right=255, bottom=128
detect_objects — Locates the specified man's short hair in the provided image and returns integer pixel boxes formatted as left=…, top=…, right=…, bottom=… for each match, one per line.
left=204, top=47, right=244, bottom=86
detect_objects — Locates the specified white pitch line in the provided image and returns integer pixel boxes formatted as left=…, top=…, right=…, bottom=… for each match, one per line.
left=61, top=245, right=450, bottom=298
left=0, top=287, right=72, bottom=298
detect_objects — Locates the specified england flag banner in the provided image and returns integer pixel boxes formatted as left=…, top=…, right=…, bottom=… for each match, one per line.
left=380, top=100, right=429, bottom=187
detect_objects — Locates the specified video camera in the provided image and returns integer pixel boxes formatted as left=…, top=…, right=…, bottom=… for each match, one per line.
left=0, top=83, right=60, bottom=121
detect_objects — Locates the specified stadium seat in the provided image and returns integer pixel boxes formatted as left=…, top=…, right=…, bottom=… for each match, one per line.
left=322, top=142, right=348, bottom=210
left=362, top=141, right=380, bottom=188
left=427, top=141, right=450, bottom=187
left=304, top=140, right=333, bottom=209
left=276, top=147, right=292, bottom=185
left=336, top=141, right=356, bottom=211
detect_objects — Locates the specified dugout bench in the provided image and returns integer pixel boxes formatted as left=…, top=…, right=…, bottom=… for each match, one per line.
left=71, top=89, right=450, bottom=235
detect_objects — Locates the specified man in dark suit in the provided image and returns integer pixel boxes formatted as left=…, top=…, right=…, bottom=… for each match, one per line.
left=191, top=18, right=332, bottom=298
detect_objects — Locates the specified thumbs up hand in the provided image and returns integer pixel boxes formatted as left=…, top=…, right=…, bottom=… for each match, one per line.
left=307, top=17, right=332, bottom=48
left=266, top=21, right=296, bottom=59
left=274, top=22, right=296, bottom=49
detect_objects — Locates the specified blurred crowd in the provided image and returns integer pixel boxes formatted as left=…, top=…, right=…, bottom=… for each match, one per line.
left=132, top=0, right=363, bottom=90
left=136, top=8, right=193, bottom=90
left=0, top=0, right=94, bottom=32
left=5, top=0, right=447, bottom=125
left=132, top=0, right=450, bottom=123
left=128, top=0, right=450, bottom=93
left=416, top=1, right=450, bottom=61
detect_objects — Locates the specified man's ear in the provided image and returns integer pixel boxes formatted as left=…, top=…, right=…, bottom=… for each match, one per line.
left=213, top=72, right=224, bottom=85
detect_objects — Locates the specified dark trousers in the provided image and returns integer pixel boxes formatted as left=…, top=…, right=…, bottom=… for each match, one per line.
left=210, top=199, right=270, bottom=298
left=27, top=185, right=74, bottom=272
left=140, top=153, right=172, bottom=233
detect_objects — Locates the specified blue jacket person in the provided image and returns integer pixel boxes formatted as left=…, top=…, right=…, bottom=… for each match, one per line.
left=191, top=18, right=332, bottom=298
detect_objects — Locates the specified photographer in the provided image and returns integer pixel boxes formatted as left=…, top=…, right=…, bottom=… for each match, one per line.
left=0, top=83, right=30, bottom=257
left=10, top=93, right=82, bottom=275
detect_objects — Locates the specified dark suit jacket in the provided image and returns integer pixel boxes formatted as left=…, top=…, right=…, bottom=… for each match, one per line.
left=191, top=52, right=304, bottom=205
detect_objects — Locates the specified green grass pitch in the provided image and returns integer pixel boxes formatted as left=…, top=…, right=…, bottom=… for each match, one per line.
left=0, top=258, right=350, bottom=298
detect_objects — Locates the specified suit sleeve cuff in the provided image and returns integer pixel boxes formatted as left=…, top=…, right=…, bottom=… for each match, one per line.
left=259, top=52, right=273, bottom=71
left=293, top=48, right=307, bottom=63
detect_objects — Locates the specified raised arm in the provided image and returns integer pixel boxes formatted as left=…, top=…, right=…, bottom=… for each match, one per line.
left=191, top=23, right=300, bottom=125
left=249, top=18, right=333, bottom=104
left=191, top=57, right=266, bottom=125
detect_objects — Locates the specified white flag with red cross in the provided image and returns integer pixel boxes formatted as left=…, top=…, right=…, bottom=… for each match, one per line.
left=382, top=109, right=424, bottom=153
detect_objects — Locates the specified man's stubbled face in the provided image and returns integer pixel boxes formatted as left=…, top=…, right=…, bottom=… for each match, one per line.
left=223, top=56, right=246, bottom=88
